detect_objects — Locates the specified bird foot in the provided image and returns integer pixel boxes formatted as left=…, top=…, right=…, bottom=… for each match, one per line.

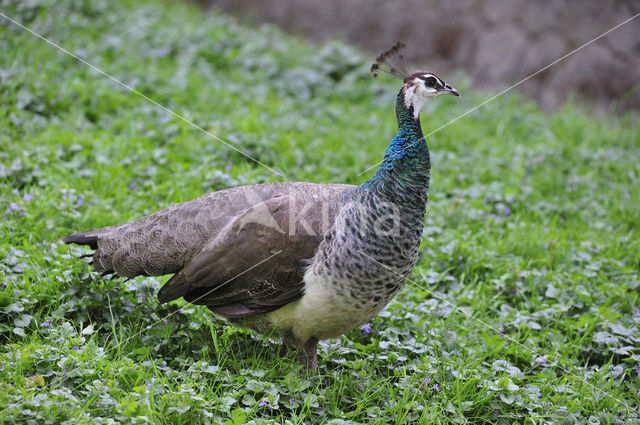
left=295, top=337, right=318, bottom=372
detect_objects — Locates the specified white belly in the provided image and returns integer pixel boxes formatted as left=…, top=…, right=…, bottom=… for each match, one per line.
left=263, top=269, right=377, bottom=342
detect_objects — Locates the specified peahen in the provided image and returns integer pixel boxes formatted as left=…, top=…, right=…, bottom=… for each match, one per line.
left=63, top=44, right=460, bottom=371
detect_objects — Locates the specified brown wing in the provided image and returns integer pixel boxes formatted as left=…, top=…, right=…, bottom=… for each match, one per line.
left=63, top=182, right=352, bottom=317
left=159, top=191, right=339, bottom=317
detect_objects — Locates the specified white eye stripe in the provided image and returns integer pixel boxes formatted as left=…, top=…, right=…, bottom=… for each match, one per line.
left=430, top=76, right=444, bottom=86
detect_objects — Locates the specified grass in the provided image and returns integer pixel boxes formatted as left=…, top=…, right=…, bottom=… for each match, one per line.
left=1, top=0, right=639, bottom=423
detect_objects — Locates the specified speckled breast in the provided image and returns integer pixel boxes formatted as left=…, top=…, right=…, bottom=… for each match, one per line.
left=311, top=190, right=426, bottom=311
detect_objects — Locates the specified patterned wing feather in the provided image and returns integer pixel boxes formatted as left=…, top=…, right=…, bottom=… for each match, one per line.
left=63, top=182, right=353, bottom=318
left=158, top=186, right=351, bottom=317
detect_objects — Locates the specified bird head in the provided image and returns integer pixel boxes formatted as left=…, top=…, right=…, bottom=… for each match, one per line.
left=401, top=71, right=460, bottom=117
left=371, top=43, right=460, bottom=118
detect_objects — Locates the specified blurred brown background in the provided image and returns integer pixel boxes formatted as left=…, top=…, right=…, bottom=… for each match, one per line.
left=197, top=0, right=640, bottom=112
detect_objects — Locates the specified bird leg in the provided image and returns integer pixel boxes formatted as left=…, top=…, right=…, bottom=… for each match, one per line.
left=295, top=337, right=318, bottom=372
left=279, top=342, right=289, bottom=357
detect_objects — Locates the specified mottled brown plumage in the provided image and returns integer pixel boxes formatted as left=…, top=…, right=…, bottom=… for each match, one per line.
left=64, top=182, right=352, bottom=319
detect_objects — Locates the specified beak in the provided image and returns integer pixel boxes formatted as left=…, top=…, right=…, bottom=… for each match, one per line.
left=440, top=84, right=460, bottom=97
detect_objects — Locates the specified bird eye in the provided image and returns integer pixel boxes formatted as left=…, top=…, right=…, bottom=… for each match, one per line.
left=424, top=77, right=437, bottom=88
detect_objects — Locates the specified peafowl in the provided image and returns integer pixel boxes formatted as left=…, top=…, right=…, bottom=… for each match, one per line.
left=63, top=43, right=460, bottom=371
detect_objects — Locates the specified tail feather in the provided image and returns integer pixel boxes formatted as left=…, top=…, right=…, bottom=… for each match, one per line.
left=62, top=231, right=99, bottom=249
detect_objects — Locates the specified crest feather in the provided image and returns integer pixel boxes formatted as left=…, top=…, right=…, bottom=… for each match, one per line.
left=370, top=42, right=408, bottom=80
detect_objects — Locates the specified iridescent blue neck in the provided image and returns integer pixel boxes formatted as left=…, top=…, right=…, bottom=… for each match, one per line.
left=361, top=91, right=431, bottom=199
